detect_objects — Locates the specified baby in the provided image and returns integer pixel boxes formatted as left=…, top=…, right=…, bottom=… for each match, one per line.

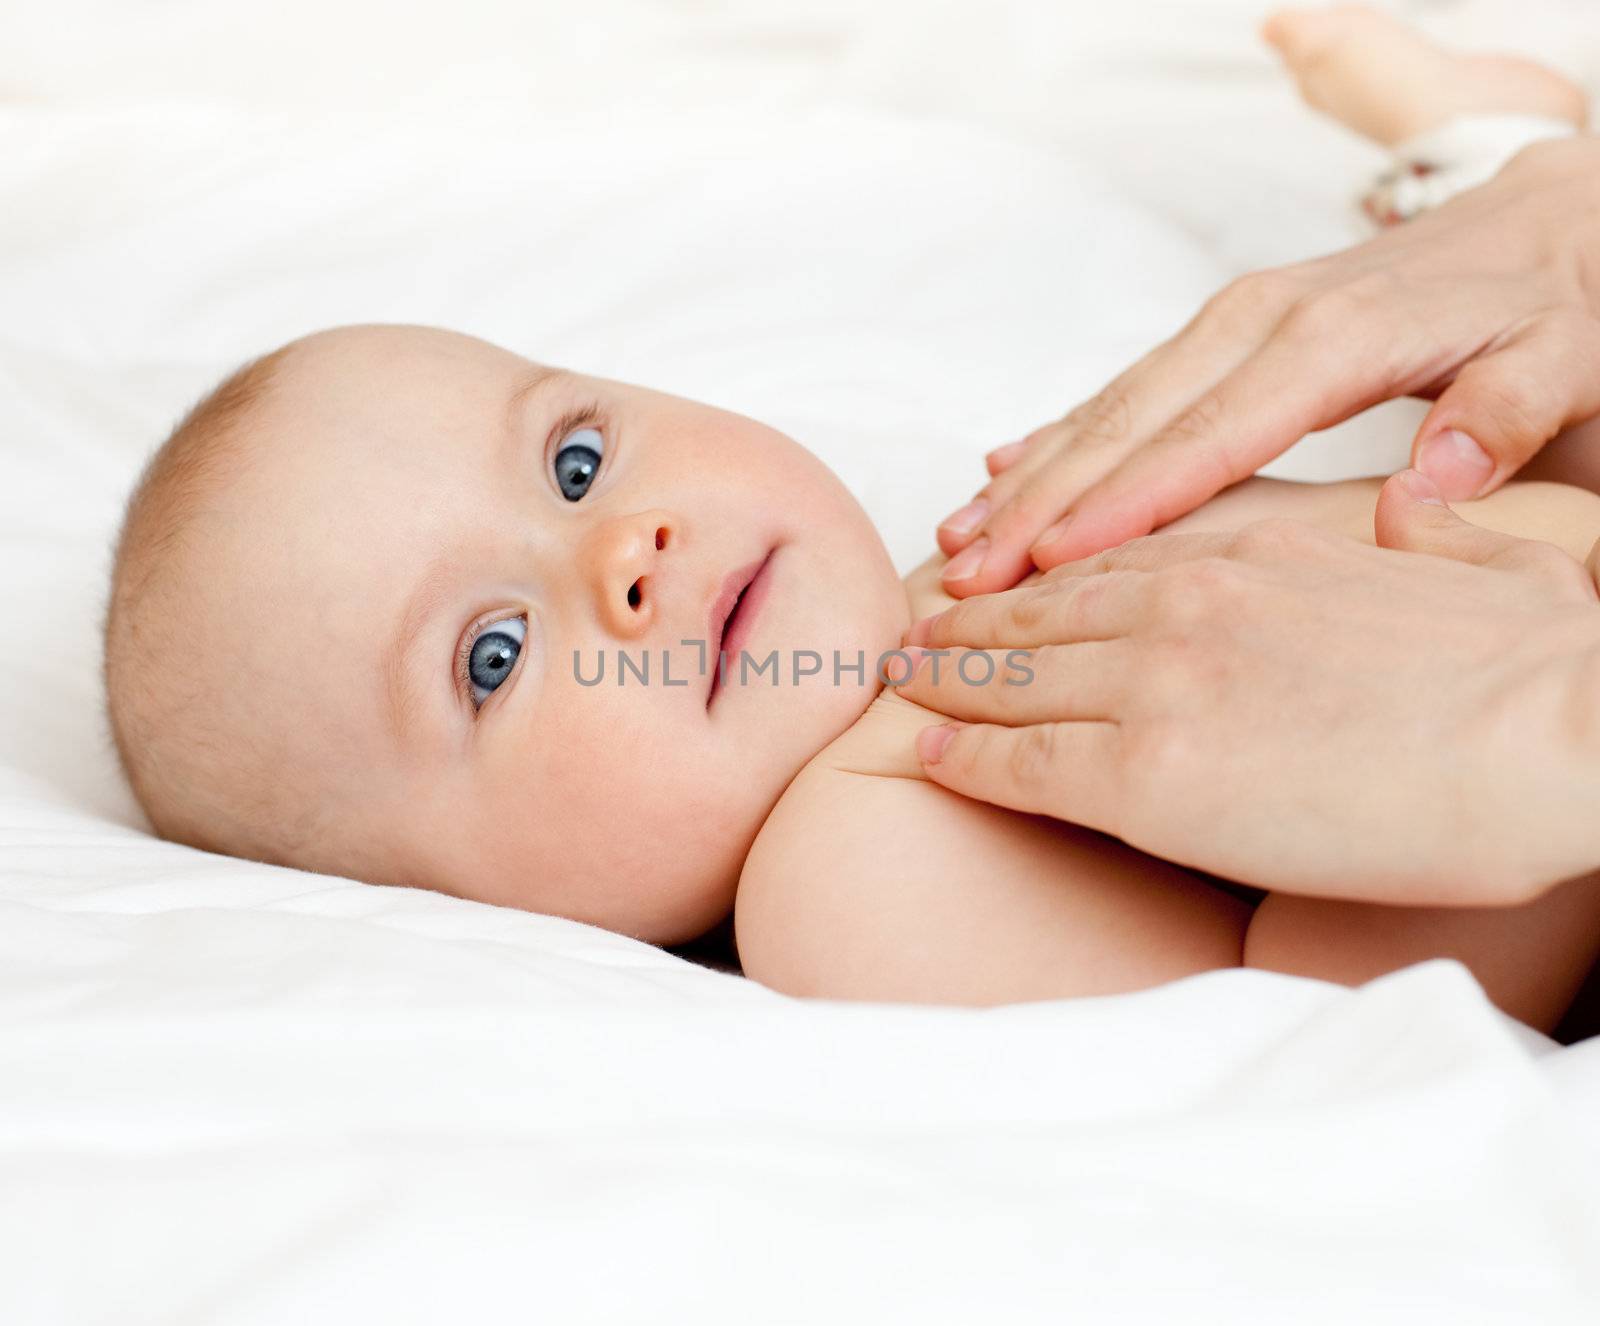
left=104, top=9, right=1600, bottom=1032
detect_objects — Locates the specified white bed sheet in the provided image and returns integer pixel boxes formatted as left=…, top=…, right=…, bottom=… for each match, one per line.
left=4, top=2, right=1600, bottom=1320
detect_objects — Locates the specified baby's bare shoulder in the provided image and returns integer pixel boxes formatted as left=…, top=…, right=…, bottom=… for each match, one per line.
left=733, top=687, right=953, bottom=995
left=738, top=688, right=938, bottom=894
left=733, top=682, right=1241, bottom=1005
left=732, top=558, right=1100, bottom=1002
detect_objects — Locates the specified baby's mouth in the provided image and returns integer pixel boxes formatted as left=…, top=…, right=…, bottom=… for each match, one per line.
left=706, top=548, right=776, bottom=709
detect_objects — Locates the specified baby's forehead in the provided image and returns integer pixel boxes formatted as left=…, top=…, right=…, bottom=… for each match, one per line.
left=240, top=330, right=537, bottom=498
left=181, top=449, right=435, bottom=775
left=212, top=330, right=546, bottom=621
left=107, top=326, right=551, bottom=867
left=274, top=326, right=533, bottom=427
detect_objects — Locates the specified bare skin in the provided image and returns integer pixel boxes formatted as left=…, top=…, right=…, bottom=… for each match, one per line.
left=125, top=335, right=1600, bottom=1032
left=115, top=9, right=1600, bottom=1035
left=1261, top=5, right=1588, bottom=146
left=114, top=325, right=908, bottom=947
left=935, top=5, right=1598, bottom=597
left=736, top=13, right=1600, bottom=1031
left=739, top=473, right=1600, bottom=1033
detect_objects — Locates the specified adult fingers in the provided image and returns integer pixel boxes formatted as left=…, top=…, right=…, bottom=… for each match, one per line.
left=914, top=719, right=1123, bottom=829
left=984, top=439, right=1029, bottom=477
left=1027, top=305, right=1391, bottom=568
left=1034, top=530, right=1243, bottom=580
left=906, top=571, right=1155, bottom=651
left=938, top=422, right=1064, bottom=558
left=939, top=436, right=1137, bottom=590
left=1412, top=310, right=1600, bottom=500
left=938, top=424, right=1058, bottom=556
left=937, top=268, right=1301, bottom=592
left=910, top=532, right=1243, bottom=653
left=1374, top=468, right=1593, bottom=594
left=895, top=641, right=1127, bottom=724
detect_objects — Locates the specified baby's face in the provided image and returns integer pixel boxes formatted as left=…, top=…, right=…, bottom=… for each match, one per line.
left=208, top=326, right=906, bottom=941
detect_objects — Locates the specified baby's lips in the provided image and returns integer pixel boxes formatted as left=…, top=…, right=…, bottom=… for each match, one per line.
left=903, top=614, right=938, bottom=647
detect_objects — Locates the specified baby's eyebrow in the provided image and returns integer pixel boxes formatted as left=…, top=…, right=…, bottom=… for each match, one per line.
left=503, top=364, right=568, bottom=446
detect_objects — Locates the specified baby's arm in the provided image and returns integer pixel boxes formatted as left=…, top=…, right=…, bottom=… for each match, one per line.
left=1162, top=473, right=1600, bottom=562
left=735, top=689, right=1251, bottom=1006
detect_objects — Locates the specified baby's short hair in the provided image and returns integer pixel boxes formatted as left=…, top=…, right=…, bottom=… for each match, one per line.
left=103, top=345, right=294, bottom=857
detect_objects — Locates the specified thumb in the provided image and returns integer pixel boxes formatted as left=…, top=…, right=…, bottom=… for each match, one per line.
left=1412, top=314, right=1600, bottom=500
left=1374, top=468, right=1534, bottom=566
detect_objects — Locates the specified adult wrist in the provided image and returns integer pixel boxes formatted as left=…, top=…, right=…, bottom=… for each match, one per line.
left=1459, top=604, right=1600, bottom=906
left=1504, top=134, right=1600, bottom=317
left=1558, top=135, right=1600, bottom=317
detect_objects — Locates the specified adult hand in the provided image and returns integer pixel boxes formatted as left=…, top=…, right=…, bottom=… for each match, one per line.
left=901, top=471, right=1600, bottom=908
left=936, top=135, right=1600, bottom=596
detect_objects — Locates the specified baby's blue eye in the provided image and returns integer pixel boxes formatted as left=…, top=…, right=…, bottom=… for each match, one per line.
left=468, top=617, right=526, bottom=706
left=553, top=427, right=603, bottom=502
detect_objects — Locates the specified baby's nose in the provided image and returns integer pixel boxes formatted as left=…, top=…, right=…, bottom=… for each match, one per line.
left=587, top=511, right=677, bottom=640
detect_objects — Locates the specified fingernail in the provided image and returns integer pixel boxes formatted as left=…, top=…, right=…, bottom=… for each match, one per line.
left=938, top=499, right=989, bottom=538
left=1416, top=429, right=1493, bottom=500
left=905, top=614, right=937, bottom=647
left=917, top=724, right=959, bottom=764
left=896, top=646, right=930, bottom=682
left=1396, top=468, right=1444, bottom=505
left=986, top=440, right=1027, bottom=468
left=941, top=537, right=989, bottom=583
left=1030, top=514, right=1072, bottom=553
